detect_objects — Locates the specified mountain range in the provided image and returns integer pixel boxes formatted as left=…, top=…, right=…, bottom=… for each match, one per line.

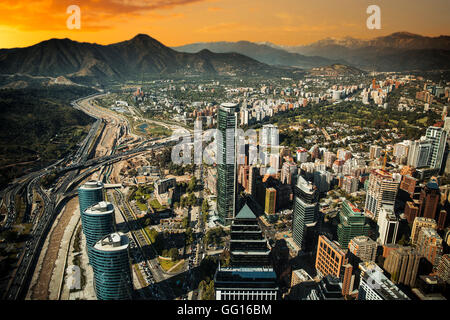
left=173, top=41, right=338, bottom=69
left=0, top=34, right=299, bottom=85
left=175, top=32, right=450, bottom=71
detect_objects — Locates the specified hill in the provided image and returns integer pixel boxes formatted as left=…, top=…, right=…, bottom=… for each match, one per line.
left=0, top=34, right=302, bottom=84
left=173, top=40, right=338, bottom=69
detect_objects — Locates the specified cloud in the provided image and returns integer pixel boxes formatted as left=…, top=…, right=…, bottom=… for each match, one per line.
left=0, top=0, right=204, bottom=31
left=207, top=7, right=223, bottom=12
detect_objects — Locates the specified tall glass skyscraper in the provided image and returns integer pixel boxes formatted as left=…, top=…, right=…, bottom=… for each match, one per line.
left=337, top=200, right=369, bottom=249
left=426, top=126, right=447, bottom=170
left=214, top=204, right=278, bottom=300
left=217, top=102, right=238, bottom=226
left=90, top=232, right=133, bottom=300
left=78, top=180, right=104, bottom=215
left=81, top=201, right=115, bottom=259
left=292, top=176, right=319, bottom=250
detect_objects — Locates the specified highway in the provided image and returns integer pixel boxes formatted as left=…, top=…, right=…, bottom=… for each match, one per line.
left=1, top=91, right=192, bottom=300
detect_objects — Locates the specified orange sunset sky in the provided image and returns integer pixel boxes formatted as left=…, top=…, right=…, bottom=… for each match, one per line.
left=1, top=0, right=449, bottom=49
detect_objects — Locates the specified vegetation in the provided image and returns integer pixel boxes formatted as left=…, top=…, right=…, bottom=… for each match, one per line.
left=0, top=86, right=96, bottom=189
left=204, top=227, right=226, bottom=247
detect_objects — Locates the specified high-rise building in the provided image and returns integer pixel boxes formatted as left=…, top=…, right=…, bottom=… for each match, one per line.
left=437, top=210, right=447, bottom=230
left=214, top=204, right=278, bottom=300
left=296, top=148, right=309, bottom=163
left=407, top=139, right=432, bottom=168
left=264, top=188, right=277, bottom=215
left=358, top=261, right=410, bottom=300
left=348, top=236, right=377, bottom=262
left=217, top=103, right=238, bottom=225
left=313, top=170, right=332, bottom=194
left=281, top=161, right=297, bottom=185
left=90, top=232, right=132, bottom=300
left=411, top=217, right=437, bottom=245
left=377, top=205, right=399, bottom=245
left=82, top=201, right=115, bottom=258
left=364, top=169, right=401, bottom=221
left=425, top=126, right=447, bottom=170
left=400, top=175, right=418, bottom=196
left=383, top=246, right=420, bottom=287
left=78, top=180, right=104, bottom=215
left=416, top=227, right=443, bottom=266
left=292, top=176, right=319, bottom=250
left=337, top=201, right=370, bottom=249
left=369, top=145, right=383, bottom=160
left=404, top=200, right=420, bottom=224
left=248, top=166, right=259, bottom=196
left=436, top=254, right=450, bottom=284
left=418, top=178, right=440, bottom=220
left=260, top=124, right=279, bottom=147
left=315, top=235, right=348, bottom=279
left=324, top=151, right=336, bottom=168
left=342, top=176, right=359, bottom=194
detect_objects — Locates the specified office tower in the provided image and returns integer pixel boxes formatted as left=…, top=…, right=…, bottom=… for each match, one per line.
left=416, top=227, right=443, bottom=266
left=296, top=148, right=308, bottom=163
left=419, top=178, right=440, bottom=220
left=437, top=210, right=447, bottom=230
left=405, top=200, right=420, bottom=224
left=342, top=176, right=359, bottom=194
left=337, top=149, right=352, bottom=161
left=217, top=103, right=238, bottom=225
left=400, top=175, right=418, bottom=196
left=407, top=139, right=432, bottom=168
left=324, top=151, right=336, bottom=168
left=348, top=236, right=377, bottom=262
left=306, top=276, right=344, bottom=300
left=248, top=166, right=259, bottom=196
left=292, top=176, right=319, bottom=250
left=358, top=262, right=410, bottom=300
left=238, top=165, right=249, bottom=190
left=383, top=246, right=420, bottom=287
left=369, top=145, right=383, bottom=160
left=315, top=235, right=348, bottom=279
left=436, top=254, right=450, bottom=284
left=411, top=217, right=437, bottom=245
left=214, top=204, right=278, bottom=300
left=337, top=201, right=370, bottom=249
left=281, top=161, right=297, bottom=185
left=393, top=141, right=410, bottom=164
left=82, top=201, right=115, bottom=258
left=313, top=170, right=332, bottom=194
left=426, top=126, right=447, bottom=170
left=260, top=124, right=279, bottom=147
left=264, top=188, right=276, bottom=215
left=78, top=180, right=104, bottom=215
left=364, top=169, right=401, bottom=221
left=91, top=232, right=132, bottom=300
left=377, top=205, right=399, bottom=245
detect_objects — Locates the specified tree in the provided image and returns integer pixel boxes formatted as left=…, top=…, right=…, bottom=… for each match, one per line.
left=187, top=176, right=197, bottom=193
left=168, top=247, right=179, bottom=261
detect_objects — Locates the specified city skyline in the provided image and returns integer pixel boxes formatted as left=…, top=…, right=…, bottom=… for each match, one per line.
left=1, top=0, right=450, bottom=49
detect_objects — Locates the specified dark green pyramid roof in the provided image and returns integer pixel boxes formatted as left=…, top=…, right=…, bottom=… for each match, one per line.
left=235, top=204, right=257, bottom=220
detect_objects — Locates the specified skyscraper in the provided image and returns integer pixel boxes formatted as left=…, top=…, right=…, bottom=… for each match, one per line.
left=315, top=235, right=348, bottom=279
left=81, top=201, right=115, bottom=258
left=214, top=204, right=278, bottom=300
left=337, top=200, right=369, bottom=249
left=90, top=232, right=132, bottom=300
left=383, top=246, right=420, bottom=287
left=377, top=205, right=399, bottom=245
left=78, top=180, right=104, bottom=215
left=217, top=102, right=238, bottom=225
left=292, top=176, right=319, bottom=250
left=418, top=178, right=440, bottom=220
left=407, top=139, right=432, bottom=168
left=364, top=169, right=401, bottom=221
left=411, top=217, right=437, bottom=245
left=358, top=261, right=410, bottom=300
left=425, top=126, right=447, bottom=170
left=348, top=236, right=377, bottom=262
left=264, top=188, right=277, bottom=216
left=416, top=227, right=443, bottom=266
